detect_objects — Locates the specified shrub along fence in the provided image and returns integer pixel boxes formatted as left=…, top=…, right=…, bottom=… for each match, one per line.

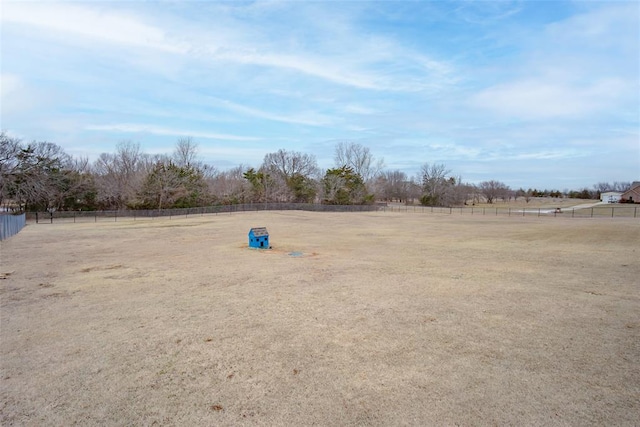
left=25, top=202, right=638, bottom=225
left=0, top=213, right=27, bottom=240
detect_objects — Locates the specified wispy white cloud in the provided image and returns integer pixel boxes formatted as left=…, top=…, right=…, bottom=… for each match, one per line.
left=211, top=98, right=337, bottom=127
left=509, top=149, right=586, bottom=161
left=202, top=42, right=453, bottom=92
left=198, top=146, right=267, bottom=160
left=454, top=2, right=524, bottom=25
left=545, top=2, right=639, bottom=50
left=0, top=73, right=22, bottom=98
left=424, top=142, right=483, bottom=160
left=0, top=73, right=29, bottom=114
left=0, top=73, right=59, bottom=116
left=2, top=2, right=187, bottom=53
left=470, top=78, right=629, bottom=119
left=341, top=104, right=378, bottom=115
left=420, top=141, right=583, bottom=162
left=220, top=52, right=383, bottom=90
left=85, top=124, right=260, bottom=141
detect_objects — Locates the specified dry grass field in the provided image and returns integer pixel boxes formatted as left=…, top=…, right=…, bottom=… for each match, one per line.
left=1, top=211, right=639, bottom=426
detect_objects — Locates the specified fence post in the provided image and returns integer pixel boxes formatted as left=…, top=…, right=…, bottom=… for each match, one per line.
left=635, top=207, right=637, bottom=218
left=572, top=209, right=575, bottom=218
left=50, top=212, right=53, bottom=224
left=495, top=208, right=498, bottom=216
left=115, top=211, right=117, bottom=222
left=538, top=208, right=540, bottom=217
left=449, top=207, right=452, bottom=214
left=508, top=208, right=511, bottom=217
left=611, top=207, right=614, bottom=218
left=36, top=212, right=39, bottom=224
left=95, top=212, right=97, bottom=222
left=74, top=212, right=76, bottom=223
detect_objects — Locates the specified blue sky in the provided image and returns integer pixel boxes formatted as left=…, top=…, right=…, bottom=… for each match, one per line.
left=1, top=0, right=638, bottom=190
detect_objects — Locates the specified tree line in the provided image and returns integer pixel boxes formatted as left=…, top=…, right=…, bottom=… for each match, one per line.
left=0, top=131, right=632, bottom=212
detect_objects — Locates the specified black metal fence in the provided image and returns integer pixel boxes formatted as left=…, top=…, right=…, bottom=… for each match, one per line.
left=25, top=202, right=638, bottom=225
left=0, top=213, right=26, bottom=240
left=380, top=204, right=639, bottom=218
left=26, top=203, right=381, bottom=224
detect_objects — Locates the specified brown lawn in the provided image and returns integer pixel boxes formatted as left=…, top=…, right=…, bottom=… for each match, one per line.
left=1, top=211, right=639, bottom=426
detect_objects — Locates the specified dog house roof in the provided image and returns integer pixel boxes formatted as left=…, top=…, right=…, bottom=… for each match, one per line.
left=249, top=227, right=268, bottom=236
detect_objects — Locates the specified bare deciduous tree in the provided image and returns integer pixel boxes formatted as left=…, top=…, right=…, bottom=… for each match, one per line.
left=420, top=163, right=451, bottom=206
left=208, top=165, right=250, bottom=204
left=173, top=137, right=216, bottom=180
left=478, top=180, right=511, bottom=204
left=0, top=132, right=22, bottom=208
left=334, top=141, right=384, bottom=183
left=92, top=141, right=149, bottom=209
left=173, top=137, right=199, bottom=169
left=6, top=141, right=74, bottom=211
left=448, top=176, right=474, bottom=206
left=138, top=152, right=210, bottom=209
left=263, top=149, right=319, bottom=180
left=262, top=149, right=319, bottom=202
left=378, top=170, right=410, bottom=202
left=594, top=181, right=632, bottom=193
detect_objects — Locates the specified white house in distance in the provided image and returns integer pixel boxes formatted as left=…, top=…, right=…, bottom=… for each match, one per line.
left=600, top=191, right=622, bottom=203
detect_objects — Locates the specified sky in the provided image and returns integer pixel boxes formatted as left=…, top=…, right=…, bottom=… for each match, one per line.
left=1, top=0, right=639, bottom=190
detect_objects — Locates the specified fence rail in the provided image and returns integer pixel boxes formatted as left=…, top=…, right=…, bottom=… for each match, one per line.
left=25, top=203, right=638, bottom=225
left=0, top=213, right=26, bottom=240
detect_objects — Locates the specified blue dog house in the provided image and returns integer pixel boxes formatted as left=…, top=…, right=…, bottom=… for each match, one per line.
left=248, top=227, right=270, bottom=249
